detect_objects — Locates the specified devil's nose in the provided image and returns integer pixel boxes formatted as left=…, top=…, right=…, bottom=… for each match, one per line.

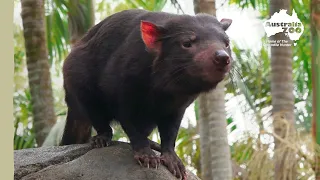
left=214, top=50, right=230, bottom=65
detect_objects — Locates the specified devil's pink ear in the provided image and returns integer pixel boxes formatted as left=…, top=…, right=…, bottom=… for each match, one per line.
left=140, top=21, right=162, bottom=52
left=220, top=18, right=232, bottom=31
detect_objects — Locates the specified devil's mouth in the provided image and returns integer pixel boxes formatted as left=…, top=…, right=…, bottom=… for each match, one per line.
left=215, top=65, right=230, bottom=73
left=216, top=67, right=226, bottom=72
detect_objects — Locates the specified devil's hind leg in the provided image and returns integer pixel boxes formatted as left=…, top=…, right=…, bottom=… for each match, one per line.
left=60, top=86, right=114, bottom=147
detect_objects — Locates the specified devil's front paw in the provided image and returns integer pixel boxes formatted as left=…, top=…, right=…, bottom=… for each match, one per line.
left=133, top=147, right=161, bottom=169
left=160, top=151, right=187, bottom=180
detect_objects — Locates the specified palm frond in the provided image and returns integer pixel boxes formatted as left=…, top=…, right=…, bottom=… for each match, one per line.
left=45, top=0, right=70, bottom=66
left=125, top=0, right=167, bottom=11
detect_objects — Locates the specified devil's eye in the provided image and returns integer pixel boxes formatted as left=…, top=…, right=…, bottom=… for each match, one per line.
left=225, top=40, right=230, bottom=48
left=182, top=41, right=192, bottom=48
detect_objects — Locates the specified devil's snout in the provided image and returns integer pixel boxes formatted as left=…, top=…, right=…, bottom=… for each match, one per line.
left=214, top=50, right=230, bottom=66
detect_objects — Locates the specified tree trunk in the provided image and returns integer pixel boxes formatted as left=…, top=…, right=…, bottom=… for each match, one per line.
left=194, top=1, right=232, bottom=180
left=269, top=0, right=296, bottom=179
left=20, top=0, right=56, bottom=146
left=311, top=0, right=320, bottom=179
left=203, top=82, right=232, bottom=180
left=198, top=95, right=213, bottom=180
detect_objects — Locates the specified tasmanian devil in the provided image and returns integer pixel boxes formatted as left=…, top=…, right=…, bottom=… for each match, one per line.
left=60, top=9, right=233, bottom=179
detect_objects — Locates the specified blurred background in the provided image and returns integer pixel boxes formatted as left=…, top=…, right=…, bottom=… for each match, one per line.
left=13, top=0, right=319, bottom=179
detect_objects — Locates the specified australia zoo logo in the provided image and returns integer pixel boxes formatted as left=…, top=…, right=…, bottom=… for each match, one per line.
left=263, top=9, right=304, bottom=47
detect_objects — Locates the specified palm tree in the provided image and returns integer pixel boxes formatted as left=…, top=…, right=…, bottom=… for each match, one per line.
left=193, top=0, right=232, bottom=179
left=20, top=0, right=56, bottom=146
left=269, top=0, right=296, bottom=179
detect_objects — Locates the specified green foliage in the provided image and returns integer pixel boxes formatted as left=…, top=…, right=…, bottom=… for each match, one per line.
left=112, top=124, right=129, bottom=141
left=13, top=89, right=36, bottom=150
left=14, top=22, right=37, bottom=150
left=125, top=0, right=167, bottom=11
left=226, top=37, right=271, bottom=129
left=229, top=0, right=269, bottom=18
left=310, top=0, right=320, bottom=147
left=96, top=1, right=125, bottom=18
left=13, top=24, right=27, bottom=88
left=67, top=0, right=95, bottom=42
left=176, top=126, right=201, bottom=176
left=291, top=0, right=312, bottom=132
left=194, top=100, right=199, bottom=121
left=228, top=0, right=312, bottom=132
left=96, top=0, right=167, bottom=20
left=45, top=0, right=96, bottom=77
left=45, top=0, right=70, bottom=68
left=230, top=134, right=255, bottom=165
left=227, top=117, right=237, bottom=132
left=14, top=117, right=36, bottom=150
left=227, top=0, right=313, bottom=178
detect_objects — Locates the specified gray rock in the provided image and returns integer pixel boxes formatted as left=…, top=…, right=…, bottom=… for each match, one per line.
left=14, top=142, right=201, bottom=180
